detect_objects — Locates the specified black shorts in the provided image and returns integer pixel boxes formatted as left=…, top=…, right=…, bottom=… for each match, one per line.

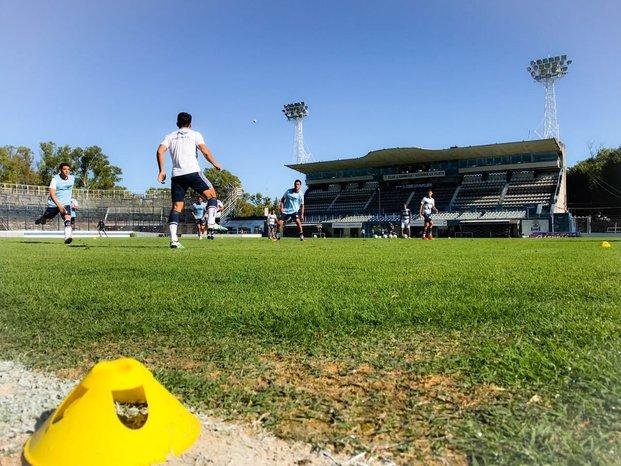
left=194, top=218, right=205, bottom=226
left=423, top=213, right=433, bottom=223
left=41, top=205, right=71, bottom=220
left=171, top=172, right=213, bottom=202
left=280, top=212, right=299, bottom=223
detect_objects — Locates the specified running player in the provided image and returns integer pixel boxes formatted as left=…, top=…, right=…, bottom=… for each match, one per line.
left=34, top=163, right=75, bottom=244
left=156, top=112, right=222, bottom=248
left=276, top=179, right=305, bottom=241
left=205, top=199, right=224, bottom=240
left=191, top=195, right=207, bottom=239
left=400, top=203, right=411, bottom=237
left=420, top=189, right=438, bottom=240
left=70, top=197, right=78, bottom=229
left=266, top=209, right=278, bottom=240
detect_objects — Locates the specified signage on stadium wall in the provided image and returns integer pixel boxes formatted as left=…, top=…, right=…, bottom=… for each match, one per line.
left=383, top=170, right=445, bottom=181
left=332, top=222, right=363, bottom=229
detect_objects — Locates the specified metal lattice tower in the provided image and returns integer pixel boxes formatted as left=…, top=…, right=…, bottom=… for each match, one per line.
left=527, top=55, right=572, bottom=140
left=283, top=102, right=311, bottom=164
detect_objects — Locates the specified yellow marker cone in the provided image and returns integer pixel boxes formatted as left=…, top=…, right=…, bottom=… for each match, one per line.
left=601, top=241, right=612, bottom=248
left=24, top=357, right=200, bottom=466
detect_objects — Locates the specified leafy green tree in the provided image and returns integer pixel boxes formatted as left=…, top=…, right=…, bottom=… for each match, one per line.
left=567, top=146, right=621, bottom=213
left=203, top=168, right=242, bottom=195
left=37, top=142, right=123, bottom=189
left=0, top=146, right=40, bottom=184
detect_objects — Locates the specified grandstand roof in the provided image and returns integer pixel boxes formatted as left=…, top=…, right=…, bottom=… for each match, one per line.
left=287, top=138, right=562, bottom=174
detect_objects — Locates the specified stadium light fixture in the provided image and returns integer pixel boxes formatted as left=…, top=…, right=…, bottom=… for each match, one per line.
left=283, top=101, right=312, bottom=164
left=527, top=54, right=572, bottom=140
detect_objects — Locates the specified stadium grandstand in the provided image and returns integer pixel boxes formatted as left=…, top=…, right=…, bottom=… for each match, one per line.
left=287, top=138, right=575, bottom=237
left=0, top=183, right=240, bottom=235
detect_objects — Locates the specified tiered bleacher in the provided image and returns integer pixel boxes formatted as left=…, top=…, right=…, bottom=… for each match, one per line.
left=0, top=182, right=238, bottom=233
left=287, top=138, right=571, bottom=237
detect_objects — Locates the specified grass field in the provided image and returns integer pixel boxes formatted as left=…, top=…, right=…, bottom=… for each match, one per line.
left=1, top=236, right=619, bottom=464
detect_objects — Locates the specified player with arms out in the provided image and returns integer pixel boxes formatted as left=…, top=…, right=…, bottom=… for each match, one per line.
left=420, top=189, right=438, bottom=240
left=400, top=203, right=411, bottom=238
left=276, top=179, right=305, bottom=241
left=35, top=162, right=75, bottom=244
left=192, top=195, right=207, bottom=239
left=156, top=112, right=222, bottom=248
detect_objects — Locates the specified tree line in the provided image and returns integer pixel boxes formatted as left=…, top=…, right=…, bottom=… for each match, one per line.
left=0, top=143, right=123, bottom=189
left=566, top=146, right=621, bottom=217
left=0, top=143, right=278, bottom=217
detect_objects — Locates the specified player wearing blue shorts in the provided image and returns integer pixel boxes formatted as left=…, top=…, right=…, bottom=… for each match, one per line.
left=419, top=189, right=438, bottom=240
left=156, top=112, right=222, bottom=248
left=192, top=195, right=207, bottom=239
left=35, top=163, right=75, bottom=244
left=277, top=179, right=305, bottom=241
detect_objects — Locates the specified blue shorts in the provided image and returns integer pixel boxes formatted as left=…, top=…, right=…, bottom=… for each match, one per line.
left=171, top=172, right=213, bottom=202
left=42, top=205, right=71, bottom=220
left=280, top=212, right=299, bottom=223
left=423, top=213, right=433, bottom=223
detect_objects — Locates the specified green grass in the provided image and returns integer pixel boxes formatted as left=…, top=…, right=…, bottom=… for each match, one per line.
left=1, top=237, right=620, bottom=464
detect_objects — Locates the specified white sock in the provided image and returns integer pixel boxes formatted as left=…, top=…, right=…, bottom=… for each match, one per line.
left=64, top=226, right=72, bottom=239
left=169, top=223, right=178, bottom=242
left=207, top=207, right=216, bottom=226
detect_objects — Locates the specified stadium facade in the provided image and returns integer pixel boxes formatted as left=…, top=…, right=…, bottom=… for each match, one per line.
left=288, top=138, right=573, bottom=237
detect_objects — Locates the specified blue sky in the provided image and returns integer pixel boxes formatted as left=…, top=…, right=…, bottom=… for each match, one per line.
left=1, top=0, right=619, bottom=198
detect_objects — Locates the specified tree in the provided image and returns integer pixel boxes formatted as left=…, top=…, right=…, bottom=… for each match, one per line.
left=567, top=146, right=621, bottom=215
left=0, top=146, right=40, bottom=184
left=235, top=192, right=278, bottom=217
left=37, top=142, right=123, bottom=189
left=203, top=168, right=242, bottom=195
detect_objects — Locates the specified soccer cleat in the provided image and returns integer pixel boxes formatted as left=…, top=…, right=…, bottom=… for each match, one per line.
left=170, top=241, right=184, bottom=249
left=427, top=235, right=434, bottom=240
left=64, top=237, right=73, bottom=244
left=299, top=235, right=304, bottom=241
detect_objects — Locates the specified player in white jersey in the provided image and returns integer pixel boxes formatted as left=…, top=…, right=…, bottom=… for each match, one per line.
left=277, top=179, right=305, bottom=241
left=156, top=112, right=222, bottom=248
left=205, top=199, right=224, bottom=240
left=34, top=163, right=75, bottom=244
left=400, top=203, right=411, bottom=237
left=191, top=195, right=207, bottom=239
left=419, top=189, right=438, bottom=240
left=69, top=197, right=79, bottom=230
left=266, top=210, right=278, bottom=240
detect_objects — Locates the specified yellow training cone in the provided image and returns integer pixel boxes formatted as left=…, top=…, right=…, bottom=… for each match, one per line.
left=601, top=241, right=612, bottom=248
left=24, top=357, right=200, bottom=466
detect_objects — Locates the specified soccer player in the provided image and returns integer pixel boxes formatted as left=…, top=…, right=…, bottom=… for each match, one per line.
left=156, top=112, right=222, bottom=248
left=34, top=162, right=75, bottom=244
left=266, top=209, right=278, bottom=240
left=70, top=198, right=78, bottom=229
left=205, top=199, right=224, bottom=240
left=97, top=219, right=108, bottom=237
left=420, top=189, right=438, bottom=240
left=400, top=203, right=411, bottom=237
left=191, top=195, right=207, bottom=239
left=276, top=179, right=305, bottom=241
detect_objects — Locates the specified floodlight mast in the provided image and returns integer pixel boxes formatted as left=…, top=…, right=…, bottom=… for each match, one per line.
left=282, top=102, right=311, bottom=164
left=527, top=55, right=572, bottom=140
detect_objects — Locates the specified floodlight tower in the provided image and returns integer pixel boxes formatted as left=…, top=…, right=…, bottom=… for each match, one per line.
left=527, top=55, right=572, bottom=140
left=282, top=101, right=311, bottom=164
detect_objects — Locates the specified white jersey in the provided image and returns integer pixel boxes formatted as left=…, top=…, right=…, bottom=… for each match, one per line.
left=421, top=196, right=435, bottom=215
left=160, top=128, right=206, bottom=177
left=266, top=213, right=277, bottom=226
